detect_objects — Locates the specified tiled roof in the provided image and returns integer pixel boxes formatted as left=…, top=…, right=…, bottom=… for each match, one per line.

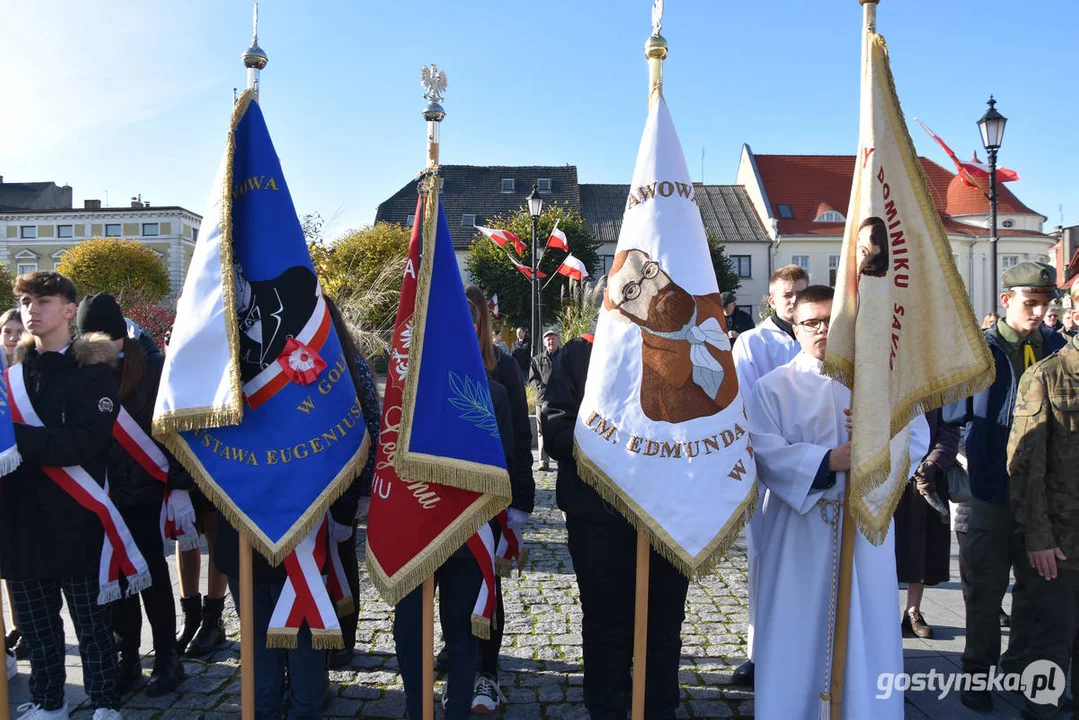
left=940, top=217, right=1048, bottom=239
left=752, top=154, right=1042, bottom=237
left=579, top=183, right=770, bottom=245
left=374, top=166, right=580, bottom=250
left=0, top=182, right=72, bottom=212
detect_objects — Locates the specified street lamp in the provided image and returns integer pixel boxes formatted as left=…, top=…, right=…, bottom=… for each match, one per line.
left=528, top=183, right=544, bottom=357
left=978, top=96, right=1007, bottom=311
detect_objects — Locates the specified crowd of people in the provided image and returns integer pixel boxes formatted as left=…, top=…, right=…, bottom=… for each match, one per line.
left=1, top=262, right=1076, bottom=719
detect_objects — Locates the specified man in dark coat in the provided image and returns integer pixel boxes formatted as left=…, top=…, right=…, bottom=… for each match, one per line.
left=529, top=329, right=561, bottom=471
left=721, top=291, right=756, bottom=338
left=942, top=261, right=1067, bottom=713
left=0, top=272, right=123, bottom=717
left=511, top=326, right=532, bottom=377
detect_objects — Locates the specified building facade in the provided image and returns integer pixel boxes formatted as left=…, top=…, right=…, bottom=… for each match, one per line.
left=735, top=145, right=1055, bottom=319
left=0, top=181, right=201, bottom=298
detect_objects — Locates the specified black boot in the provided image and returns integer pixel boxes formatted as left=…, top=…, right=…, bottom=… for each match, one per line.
left=187, top=596, right=225, bottom=658
left=116, top=649, right=144, bottom=694
left=145, top=650, right=186, bottom=697
left=175, top=594, right=202, bottom=656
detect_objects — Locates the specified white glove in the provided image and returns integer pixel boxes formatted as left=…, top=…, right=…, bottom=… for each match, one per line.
left=506, top=508, right=530, bottom=531
left=167, top=489, right=196, bottom=529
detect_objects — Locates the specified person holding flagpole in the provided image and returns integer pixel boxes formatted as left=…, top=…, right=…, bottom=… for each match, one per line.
left=75, top=293, right=194, bottom=698
left=1, top=271, right=133, bottom=720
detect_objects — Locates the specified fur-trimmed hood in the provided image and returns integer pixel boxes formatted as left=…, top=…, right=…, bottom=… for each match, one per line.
left=13, top=332, right=119, bottom=368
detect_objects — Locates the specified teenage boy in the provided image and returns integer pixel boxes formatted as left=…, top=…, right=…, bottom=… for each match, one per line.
left=0, top=272, right=126, bottom=720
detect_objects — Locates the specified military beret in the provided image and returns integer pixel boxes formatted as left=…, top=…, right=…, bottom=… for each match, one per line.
left=1002, top=261, right=1059, bottom=296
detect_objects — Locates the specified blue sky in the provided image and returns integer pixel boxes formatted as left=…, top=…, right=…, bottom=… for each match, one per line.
left=1, top=0, right=1075, bottom=238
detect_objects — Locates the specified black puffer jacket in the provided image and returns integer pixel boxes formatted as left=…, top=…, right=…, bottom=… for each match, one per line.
left=107, top=351, right=194, bottom=509
left=0, top=336, right=120, bottom=580
left=539, top=336, right=611, bottom=520
left=492, top=348, right=535, bottom=513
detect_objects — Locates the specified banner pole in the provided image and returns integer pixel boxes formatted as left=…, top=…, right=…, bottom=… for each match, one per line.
left=239, top=536, right=255, bottom=720
left=631, top=530, right=650, bottom=720
left=422, top=577, right=435, bottom=720
left=0, top=585, right=9, bottom=720
left=828, top=6, right=877, bottom=720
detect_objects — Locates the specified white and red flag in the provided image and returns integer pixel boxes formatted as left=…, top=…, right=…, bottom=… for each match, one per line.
left=489, top=294, right=500, bottom=318
left=546, top=222, right=569, bottom=251
left=509, top=256, right=546, bottom=280
left=476, top=225, right=527, bottom=255
left=915, top=119, right=1020, bottom=187
left=555, top=254, right=589, bottom=282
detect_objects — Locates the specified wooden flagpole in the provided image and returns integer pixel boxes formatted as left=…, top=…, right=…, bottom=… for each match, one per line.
left=0, top=585, right=10, bottom=720
left=828, top=6, right=878, bottom=719
left=239, top=536, right=255, bottom=720
left=631, top=530, right=651, bottom=720
left=422, top=578, right=435, bottom=720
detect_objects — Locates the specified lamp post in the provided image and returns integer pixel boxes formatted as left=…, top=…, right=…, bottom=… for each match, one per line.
left=978, top=95, right=1007, bottom=311
left=528, top=183, right=544, bottom=357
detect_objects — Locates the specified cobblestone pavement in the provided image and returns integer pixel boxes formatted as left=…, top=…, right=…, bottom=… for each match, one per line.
left=7, top=468, right=754, bottom=719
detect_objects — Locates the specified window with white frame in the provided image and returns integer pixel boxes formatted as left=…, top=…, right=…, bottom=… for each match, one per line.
left=537, top=178, right=552, bottom=193
left=731, top=255, right=752, bottom=278
left=1002, top=255, right=1020, bottom=271
left=829, top=255, right=840, bottom=286
left=406, top=214, right=415, bottom=227
left=1002, top=219, right=1015, bottom=229
left=461, top=214, right=476, bottom=227
left=57, top=224, right=74, bottom=238
left=815, top=210, right=846, bottom=223
left=16, top=262, right=37, bottom=275
left=19, top=226, right=36, bottom=239
left=142, top=223, right=159, bottom=236
left=105, top=223, right=122, bottom=237
left=501, top=179, right=515, bottom=193
left=792, top=255, right=810, bottom=271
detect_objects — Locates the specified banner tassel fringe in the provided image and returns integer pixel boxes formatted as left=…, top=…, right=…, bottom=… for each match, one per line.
left=266, top=629, right=299, bottom=650
left=471, top=614, right=492, bottom=641
left=310, top=629, right=344, bottom=651
left=0, top=447, right=21, bottom=477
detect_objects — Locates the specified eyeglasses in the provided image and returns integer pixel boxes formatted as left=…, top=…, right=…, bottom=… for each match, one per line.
left=796, top=317, right=830, bottom=333
left=618, top=261, right=661, bottom=303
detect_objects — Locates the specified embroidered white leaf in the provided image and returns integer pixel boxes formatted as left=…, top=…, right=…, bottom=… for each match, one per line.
left=446, top=370, right=500, bottom=438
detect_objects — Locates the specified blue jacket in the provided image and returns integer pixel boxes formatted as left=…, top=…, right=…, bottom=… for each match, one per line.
left=942, top=324, right=1066, bottom=504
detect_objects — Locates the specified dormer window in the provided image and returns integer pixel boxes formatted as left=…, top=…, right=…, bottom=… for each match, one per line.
left=814, top=210, right=845, bottom=223
left=1002, top=219, right=1015, bottom=228
left=406, top=214, right=415, bottom=227
left=501, top=179, right=515, bottom=193
left=537, top=178, right=552, bottom=193
left=777, top=204, right=794, bottom=219
left=462, top=214, right=476, bottom=227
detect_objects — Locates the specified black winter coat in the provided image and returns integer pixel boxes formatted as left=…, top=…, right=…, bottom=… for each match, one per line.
left=107, top=352, right=194, bottom=509
left=511, top=339, right=532, bottom=377
left=539, top=336, right=612, bottom=521
left=492, top=349, right=535, bottom=513
left=0, top=337, right=120, bottom=581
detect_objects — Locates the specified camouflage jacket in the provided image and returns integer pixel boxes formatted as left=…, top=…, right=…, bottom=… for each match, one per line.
left=1007, top=337, right=1079, bottom=571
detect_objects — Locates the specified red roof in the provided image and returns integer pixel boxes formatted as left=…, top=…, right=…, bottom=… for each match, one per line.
left=753, top=153, right=1040, bottom=237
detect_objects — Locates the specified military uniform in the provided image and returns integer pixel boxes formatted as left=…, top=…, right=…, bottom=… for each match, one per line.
left=1008, top=333, right=1079, bottom=719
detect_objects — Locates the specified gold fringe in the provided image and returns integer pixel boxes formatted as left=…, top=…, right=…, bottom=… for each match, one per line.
left=494, top=547, right=529, bottom=578
left=153, top=406, right=243, bottom=438
left=156, top=430, right=370, bottom=567
left=471, top=614, right=491, bottom=640
left=392, top=177, right=513, bottom=498
left=310, top=628, right=344, bottom=651
left=572, top=440, right=759, bottom=579
left=846, top=445, right=911, bottom=546
left=364, top=491, right=509, bottom=608
left=266, top=628, right=298, bottom=649
left=335, top=597, right=355, bottom=619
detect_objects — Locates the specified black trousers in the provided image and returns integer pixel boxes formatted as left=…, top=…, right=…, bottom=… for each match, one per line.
left=112, top=502, right=177, bottom=660
left=477, top=576, right=505, bottom=675
left=339, top=522, right=360, bottom=651
left=1021, top=568, right=1078, bottom=719
left=9, top=575, right=118, bottom=711
left=959, top=498, right=1035, bottom=673
left=566, top=511, right=689, bottom=720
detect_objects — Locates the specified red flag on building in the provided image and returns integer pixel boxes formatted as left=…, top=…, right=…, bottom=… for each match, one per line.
left=555, top=254, right=589, bottom=282
left=476, top=225, right=527, bottom=255
left=546, top=221, right=568, bottom=251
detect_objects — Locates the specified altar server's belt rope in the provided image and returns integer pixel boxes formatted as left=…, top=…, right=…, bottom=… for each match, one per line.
left=819, top=498, right=842, bottom=705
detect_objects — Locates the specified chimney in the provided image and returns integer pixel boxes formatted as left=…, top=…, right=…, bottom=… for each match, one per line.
left=131, top=197, right=141, bottom=208
left=84, top=199, right=102, bottom=210
left=0, top=175, right=4, bottom=183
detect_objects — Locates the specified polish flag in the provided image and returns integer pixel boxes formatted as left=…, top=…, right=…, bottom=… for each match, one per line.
left=476, top=225, right=527, bottom=255
left=546, top=222, right=569, bottom=251
left=489, top=295, right=500, bottom=318
left=510, top=256, right=546, bottom=279
left=555, top=254, right=589, bottom=282
left=915, top=119, right=1019, bottom=188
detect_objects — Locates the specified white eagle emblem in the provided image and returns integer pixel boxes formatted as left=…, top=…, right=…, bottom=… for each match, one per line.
left=420, top=64, right=447, bottom=103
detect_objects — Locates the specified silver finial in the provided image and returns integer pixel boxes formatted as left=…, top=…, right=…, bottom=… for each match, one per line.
left=651, top=0, right=664, bottom=36
left=420, top=64, right=448, bottom=104
left=243, top=2, right=268, bottom=70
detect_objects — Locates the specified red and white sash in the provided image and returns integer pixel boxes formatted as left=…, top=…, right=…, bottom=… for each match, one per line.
left=112, top=406, right=199, bottom=551
left=266, top=514, right=343, bottom=650
left=325, top=515, right=354, bottom=617
left=243, top=294, right=332, bottom=410
left=494, top=510, right=526, bottom=576
left=6, top=363, right=151, bottom=604
left=467, top=523, right=499, bottom=638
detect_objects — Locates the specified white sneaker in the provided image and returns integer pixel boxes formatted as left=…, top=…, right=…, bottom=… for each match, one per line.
left=5, top=648, right=15, bottom=681
left=15, top=703, right=69, bottom=719
left=91, top=710, right=122, bottom=720
left=471, top=672, right=505, bottom=714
